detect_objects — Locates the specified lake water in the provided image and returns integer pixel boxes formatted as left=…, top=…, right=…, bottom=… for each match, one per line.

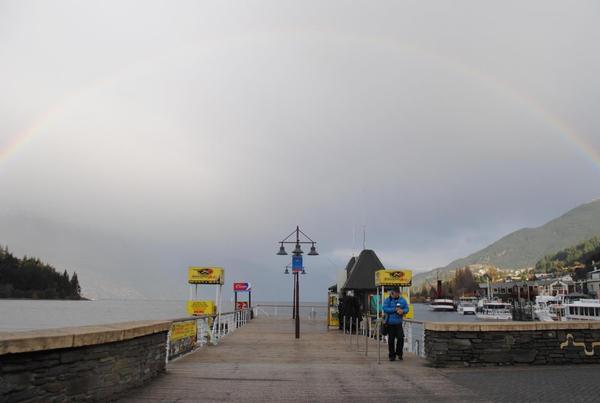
left=0, top=300, right=478, bottom=332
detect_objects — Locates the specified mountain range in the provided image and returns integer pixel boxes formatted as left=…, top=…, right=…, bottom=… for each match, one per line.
left=412, top=199, right=600, bottom=287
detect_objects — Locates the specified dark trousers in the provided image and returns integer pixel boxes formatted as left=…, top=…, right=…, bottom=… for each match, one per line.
left=387, top=324, right=404, bottom=358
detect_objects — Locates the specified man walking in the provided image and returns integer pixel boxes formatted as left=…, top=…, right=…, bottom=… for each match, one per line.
left=382, top=289, right=409, bottom=361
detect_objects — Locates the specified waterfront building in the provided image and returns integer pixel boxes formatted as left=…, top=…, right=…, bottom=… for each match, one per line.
left=478, top=280, right=540, bottom=302
left=477, top=275, right=586, bottom=302
left=584, top=268, right=600, bottom=297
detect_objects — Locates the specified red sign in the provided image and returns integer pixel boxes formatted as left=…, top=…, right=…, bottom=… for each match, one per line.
left=236, top=301, right=249, bottom=310
left=233, top=282, right=251, bottom=292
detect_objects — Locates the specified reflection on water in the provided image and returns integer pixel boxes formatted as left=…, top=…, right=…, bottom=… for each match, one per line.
left=412, top=303, right=479, bottom=323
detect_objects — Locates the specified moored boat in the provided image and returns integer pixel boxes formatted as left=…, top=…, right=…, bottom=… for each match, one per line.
left=476, top=301, right=512, bottom=320
left=564, top=299, right=600, bottom=321
left=534, top=295, right=566, bottom=322
left=429, top=298, right=456, bottom=312
left=457, top=297, right=477, bottom=315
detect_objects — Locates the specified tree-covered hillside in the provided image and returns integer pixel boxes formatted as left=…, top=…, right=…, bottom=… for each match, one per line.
left=535, top=237, right=600, bottom=277
left=445, top=200, right=600, bottom=270
left=0, top=246, right=82, bottom=299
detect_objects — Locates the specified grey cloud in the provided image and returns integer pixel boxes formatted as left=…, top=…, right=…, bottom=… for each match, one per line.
left=1, top=1, right=599, bottom=301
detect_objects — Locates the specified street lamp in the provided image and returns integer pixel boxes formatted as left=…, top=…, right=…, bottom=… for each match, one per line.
left=277, top=243, right=288, bottom=256
left=284, top=265, right=295, bottom=319
left=276, top=225, right=319, bottom=339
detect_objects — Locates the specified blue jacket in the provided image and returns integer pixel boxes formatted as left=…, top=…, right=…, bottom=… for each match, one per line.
left=382, top=296, right=409, bottom=325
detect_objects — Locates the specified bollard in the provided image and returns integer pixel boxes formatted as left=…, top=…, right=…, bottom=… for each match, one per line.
left=343, top=316, right=347, bottom=342
left=349, top=317, right=353, bottom=347
left=365, top=316, right=369, bottom=356
left=377, top=317, right=381, bottom=364
left=355, top=317, right=359, bottom=351
left=356, top=318, right=360, bottom=350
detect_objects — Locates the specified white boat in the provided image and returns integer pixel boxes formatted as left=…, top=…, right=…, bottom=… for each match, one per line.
left=457, top=297, right=478, bottom=315
left=476, top=301, right=512, bottom=320
left=534, top=295, right=566, bottom=322
left=564, top=299, right=600, bottom=321
left=429, top=299, right=455, bottom=312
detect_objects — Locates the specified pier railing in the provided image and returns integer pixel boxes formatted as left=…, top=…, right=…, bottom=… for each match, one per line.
left=253, top=304, right=328, bottom=320
left=403, top=320, right=426, bottom=358
left=340, top=315, right=426, bottom=363
left=167, top=309, right=251, bottom=361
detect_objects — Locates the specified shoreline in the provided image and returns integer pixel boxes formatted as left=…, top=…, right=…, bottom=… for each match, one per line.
left=0, top=297, right=90, bottom=301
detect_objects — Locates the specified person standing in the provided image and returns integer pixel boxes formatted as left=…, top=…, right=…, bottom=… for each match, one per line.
left=382, top=289, right=409, bottom=361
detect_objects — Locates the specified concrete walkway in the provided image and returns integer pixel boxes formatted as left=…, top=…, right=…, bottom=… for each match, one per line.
left=120, top=318, right=488, bottom=403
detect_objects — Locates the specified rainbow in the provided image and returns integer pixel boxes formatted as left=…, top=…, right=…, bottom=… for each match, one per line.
left=0, top=73, right=116, bottom=162
left=2, top=30, right=598, bottom=170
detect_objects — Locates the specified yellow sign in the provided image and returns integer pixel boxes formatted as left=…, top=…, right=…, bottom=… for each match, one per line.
left=374, top=269, right=412, bottom=286
left=327, top=292, right=339, bottom=327
left=170, top=320, right=197, bottom=341
left=397, top=292, right=414, bottom=319
left=186, top=300, right=216, bottom=315
left=329, top=309, right=339, bottom=327
left=399, top=291, right=414, bottom=319
left=188, top=267, right=224, bottom=285
left=404, top=303, right=414, bottom=320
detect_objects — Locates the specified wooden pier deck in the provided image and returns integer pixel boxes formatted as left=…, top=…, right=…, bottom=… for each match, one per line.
left=120, top=318, right=488, bottom=403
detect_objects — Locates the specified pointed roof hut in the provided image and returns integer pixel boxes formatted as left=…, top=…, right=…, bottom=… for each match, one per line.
left=342, top=249, right=385, bottom=291
left=344, top=256, right=356, bottom=275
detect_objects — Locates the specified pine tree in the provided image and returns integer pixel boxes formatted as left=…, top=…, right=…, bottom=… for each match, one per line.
left=70, top=272, right=81, bottom=298
left=0, top=246, right=83, bottom=299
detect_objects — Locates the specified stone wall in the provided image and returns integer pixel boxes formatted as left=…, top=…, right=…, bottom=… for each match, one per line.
left=424, top=322, right=600, bottom=367
left=0, top=321, right=170, bottom=402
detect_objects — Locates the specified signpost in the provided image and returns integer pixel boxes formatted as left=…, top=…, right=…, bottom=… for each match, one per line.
left=374, top=269, right=413, bottom=320
left=233, top=282, right=251, bottom=292
left=186, top=300, right=216, bottom=315
left=187, top=266, right=225, bottom=343
left=233, top=282, right=252, bottom=319
left=292, top=255, right=303, bottom=272
left=374, top=270, right=412, bottom=287
left=188, top=267, right=225, bottom=285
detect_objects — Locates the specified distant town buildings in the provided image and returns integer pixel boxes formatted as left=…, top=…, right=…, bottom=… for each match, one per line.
left=477, top=272, right=600, bottom=301
left=585, top=268, right=600, bottom=296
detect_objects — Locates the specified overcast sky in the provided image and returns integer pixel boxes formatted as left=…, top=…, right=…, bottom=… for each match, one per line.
left=1, top=1, right=600, bottom=301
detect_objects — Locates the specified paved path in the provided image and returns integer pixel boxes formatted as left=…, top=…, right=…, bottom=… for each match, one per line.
left=121, top=318, right=600, bottom=402
left=120, top=318, right=487, bottom=403
left=441, top=365, right=600, bottom=403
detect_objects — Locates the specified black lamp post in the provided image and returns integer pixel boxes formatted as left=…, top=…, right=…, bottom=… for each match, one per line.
left=276, top=225, right=318, bottom=339
left=284, top=265, right=295, bottom=319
